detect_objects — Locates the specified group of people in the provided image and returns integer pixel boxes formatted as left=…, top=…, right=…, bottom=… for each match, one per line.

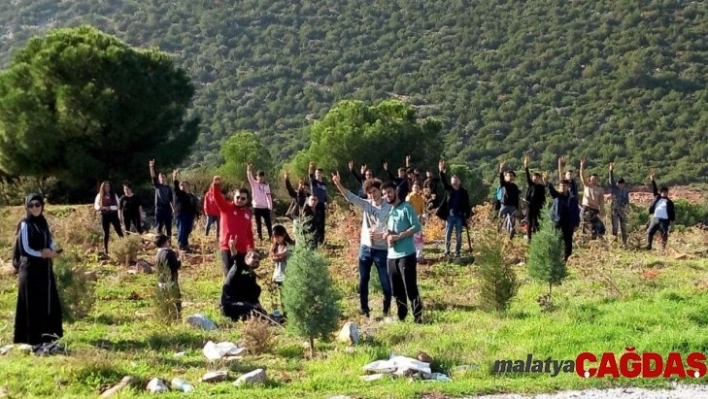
left=10, top=154, right=678, bottom=349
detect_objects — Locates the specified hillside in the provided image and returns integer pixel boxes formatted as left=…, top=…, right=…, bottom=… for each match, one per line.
left=1, top=0, right=708, bottom=183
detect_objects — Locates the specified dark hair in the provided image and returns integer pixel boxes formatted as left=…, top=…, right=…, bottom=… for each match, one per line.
left=533, top=173, right=541, bottom=178
left=154, top=234, right=169, bottom=247
left=617, top=178, right=625, bottom=184
left=591, top=173, right=599, bottom=178
left=257, top=170, right=265, bottom=177
left=560, top=179, right=571, bottom=185
left=381, top=181, right=397, bottom=191
left=660, top=187, right=669, bottom=193
left=123, top=181, right=132, bottom=189
left=316, top=168, right=324, bottom=173
left=397, top=167, right=406, bottom=173
left=236, top=188, right=250, bottom=199
left=507, top=171, right=516, bottom=177
left=406, top=168, right=415, bottom=175
left=363, top=178, right=382, bottom=193
left=272, top=225, right=295, bottom=245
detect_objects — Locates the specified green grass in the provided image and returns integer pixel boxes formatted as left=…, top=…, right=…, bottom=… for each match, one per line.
left=1, top=205, right=708, bottom=398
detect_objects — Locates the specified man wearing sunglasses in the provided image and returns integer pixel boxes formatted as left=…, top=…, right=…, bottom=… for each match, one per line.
left=208, top=176, right=255, bottom=276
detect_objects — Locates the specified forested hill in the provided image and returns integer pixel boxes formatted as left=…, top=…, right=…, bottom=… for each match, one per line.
left=1, top=0, right=707, bottom=183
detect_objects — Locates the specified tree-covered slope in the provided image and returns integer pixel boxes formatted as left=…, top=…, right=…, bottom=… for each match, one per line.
left=1, top=0, right=707, bottom=183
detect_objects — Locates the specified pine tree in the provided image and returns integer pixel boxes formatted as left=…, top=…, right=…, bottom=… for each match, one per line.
left=475, top=233, right=518, bottom=313
left=281, top=218, right=342, bottom=357
left=527, top=214, right=568, bottom=297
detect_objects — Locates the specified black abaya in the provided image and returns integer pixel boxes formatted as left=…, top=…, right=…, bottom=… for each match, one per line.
left=220, top=260, right=264, bottom=321
left=13, top=196, right=63, bottom=346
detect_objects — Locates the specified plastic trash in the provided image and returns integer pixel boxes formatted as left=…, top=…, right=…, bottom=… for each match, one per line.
left=171, top=378, right=194, bottom=392
left=146, top=378, right=169, bottom=393
left=185, top=314, right=217, bottom=330
left=203, top=341, right=246, bottom=361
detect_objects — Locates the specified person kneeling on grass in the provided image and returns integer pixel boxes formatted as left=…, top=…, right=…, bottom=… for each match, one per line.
left=221, top=240, right=266, bottom=322
left=154, top=234, right=182, bottom=319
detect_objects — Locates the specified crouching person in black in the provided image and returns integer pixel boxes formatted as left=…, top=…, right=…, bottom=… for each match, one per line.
left=221, top=240, right=266, bottom=321
left=155, top=234, right=182, bottom=319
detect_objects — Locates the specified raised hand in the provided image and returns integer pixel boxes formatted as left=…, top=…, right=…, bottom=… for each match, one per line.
left=580, top=159, right=586, bottom=168
left=649, top=171, right=656, bottom=180
left=172, top=169, right=179, bottom=179
left=558, top=156, right=565, bottom=166
left=499, top=161, right=506, bottom=172
left=149, top=159, right=155, bottom=168
left=348, top=160, right=354, bottom=170
left=360, top=164, right=367, bottom=175
left=542, top=172, right=548, bottom=181
left=406, top=155, right=411, bottom=164
left=284, top=171, right=290, bottom=179
left=382, top=161, right=389, bottom=170
left=524, top=155, right=529, bottom=168
left=331, top=171, right=341, bottom=185
left=246, top=162, right=253, bottom=171
left=438, top=160, right=445, bottom=171
left=609, top=162, right=615, bottom=170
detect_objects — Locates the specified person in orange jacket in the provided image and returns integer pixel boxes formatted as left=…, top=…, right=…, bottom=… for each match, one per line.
left=208, top=176, right=255, bottom=276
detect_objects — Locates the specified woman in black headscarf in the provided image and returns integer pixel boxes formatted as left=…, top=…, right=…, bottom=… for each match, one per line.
left=13, top=193, right=64, bottom=346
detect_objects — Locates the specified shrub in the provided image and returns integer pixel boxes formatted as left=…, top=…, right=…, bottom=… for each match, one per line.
left=110, top=235, right=143, bottom=265
left=53, top=251, right=96, bottom=322
left=240, top=316, right=275, bottom=355
left=281, top=221, right=341, bottom=357
left=527, top=215, right=567, bottom=298
left=474, top=231, right=518, bottom=313
left=674, top=199, right=708, bottom=227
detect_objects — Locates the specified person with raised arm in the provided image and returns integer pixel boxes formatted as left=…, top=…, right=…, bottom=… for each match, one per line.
left=608, top=162, right=630, bottom=246
left=646, top=172, right=675, bottom=250
left=348, top=160, right=374, bottom=199
left=149, top=159, right=174, bottom=237
left=172, top=169, right=198, bottom=252
left=208, top=175, right=255, bottom=276
left=284, top=171, right=309, bottom=220
left=579, top=159, right=606, bottom=239
left=308, top=161, right=328, bottom=244
left=523, top=156, right=546, bottom=241
left=246, top=162, right=273, bottom=241
left=542, top=173, right=579, bottom=262
left=436, top=160, right=471, bottom=259
left=498, top=161, right=520, bottom=239
left=331, top=171, right=392, bottom=319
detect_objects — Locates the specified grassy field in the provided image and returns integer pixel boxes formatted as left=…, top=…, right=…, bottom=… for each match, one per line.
left=1, top=201, right=708, bottom=399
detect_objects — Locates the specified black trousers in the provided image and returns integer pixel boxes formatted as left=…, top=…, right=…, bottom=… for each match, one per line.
left=220, top=250, right=246, bottom=277
left=557, top=223, right=574, bottom=262
left=101, top=212, right=124, bottom=253
left=526, top=207, right=541, bottom=240
left=155, top=206, right=172, bottom=237
left=387, top=253, right=423, bottom=323
left=123, top=212, right=142, bottom=234
left=253, top=208, right=273, bottom=240
left=647, top=217, right=670, bottom=249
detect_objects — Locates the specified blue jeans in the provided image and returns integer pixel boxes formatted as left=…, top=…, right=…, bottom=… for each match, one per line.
left=175, top=213, right=195, bottom=250
left=205, top=215, right=219, bottom=237
left=445, top=215, right=463, bottom=256
left=358, top=245, right=392, bottom=316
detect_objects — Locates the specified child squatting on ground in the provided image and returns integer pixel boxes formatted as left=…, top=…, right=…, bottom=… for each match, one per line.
left=154, top=234, right=182, bottom=319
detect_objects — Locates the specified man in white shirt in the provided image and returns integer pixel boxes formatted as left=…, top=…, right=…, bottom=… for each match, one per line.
left=646, top=173, right=675, bottom=250
left=331, top=172, right=392, bottom=319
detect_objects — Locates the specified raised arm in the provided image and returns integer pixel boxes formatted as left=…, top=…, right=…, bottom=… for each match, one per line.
left=438, top=160, right=453, bottom=191
left=579, top=159, right=587, bottom=187
left=209, top=176, right=229, bottom=211
left=524, top=156, right=532, bottom=186
left=608, top=162, right=616, bottom=187
left=349, top=161, right=363, bottom=184
left=172, top=170, right=183, bottom=195
left=542, top=173, right=559, bottom=198
left=149, top=159, right=159, bottom=187
left=405, top=155, right=411, bottom=168
left=499, top=161, right=507, bottom=186
left=246, top=162, right=257, bottom=186
left=331, top=171, right=376, bottom=214
left=650, top=172, right=659, bottom=196
left=308, top=161, right=317, bottom=186
left=557, top=157, right=564, bottom=183
left=382, top=161, right=395, bottom=181
left=284, top=173, right=298, bottom=199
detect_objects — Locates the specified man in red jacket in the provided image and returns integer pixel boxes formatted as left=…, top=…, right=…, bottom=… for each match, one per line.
left=209, top=176, right=255, bottom=276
